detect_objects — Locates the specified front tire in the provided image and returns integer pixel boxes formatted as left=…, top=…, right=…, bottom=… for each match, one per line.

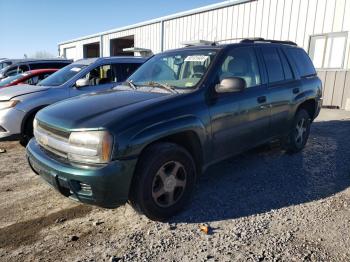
left=20, top=114, right=35, bottom=147
left=129, top=142, right=196, bottom=221
left=285, top=109, right=311, bottom=153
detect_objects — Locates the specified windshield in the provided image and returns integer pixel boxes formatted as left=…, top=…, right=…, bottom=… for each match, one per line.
left=37, top=64, right=87, bottom=86
left=0, top=73, right=27, bottom=87
left=128, top=49, right=217, bottom=90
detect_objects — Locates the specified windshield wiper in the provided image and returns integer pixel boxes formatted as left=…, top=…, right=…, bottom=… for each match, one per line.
left=125, top=80, right=137, bottom=90
left=145, top=81, right=178, bottom=94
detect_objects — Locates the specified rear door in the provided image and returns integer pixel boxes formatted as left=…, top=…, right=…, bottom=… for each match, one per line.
left=208, top=46, right=270, bottom=161
left=259, top=46, right=300, bottom=138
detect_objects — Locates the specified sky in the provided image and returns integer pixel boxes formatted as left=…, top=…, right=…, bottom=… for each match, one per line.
left=0, top=0, right=225, bottom=58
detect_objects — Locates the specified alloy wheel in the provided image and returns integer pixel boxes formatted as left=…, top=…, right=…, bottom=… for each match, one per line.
left=151, top=161, right=187, bottom=208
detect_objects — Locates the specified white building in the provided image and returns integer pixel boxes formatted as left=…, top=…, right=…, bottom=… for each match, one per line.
left=58, top=0, right=350, bottom=109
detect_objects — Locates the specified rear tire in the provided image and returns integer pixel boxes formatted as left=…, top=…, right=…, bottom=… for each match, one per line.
left=285, top=109, right=311, bottom=154
left=129, top=142, right=196, bottom=221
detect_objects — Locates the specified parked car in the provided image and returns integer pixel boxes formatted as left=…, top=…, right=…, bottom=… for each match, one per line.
left=26, top=39, right=322, bottom=220
left=0, top=58, right=17, bottom=70
left=0, top=56, right=146, bottom=144
left=0, top=69, right=58, bottom=88
left=0, top=58, right=72, bottom=80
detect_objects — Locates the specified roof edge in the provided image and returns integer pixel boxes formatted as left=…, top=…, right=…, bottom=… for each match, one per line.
left=58, top=0, right=254, bottom=46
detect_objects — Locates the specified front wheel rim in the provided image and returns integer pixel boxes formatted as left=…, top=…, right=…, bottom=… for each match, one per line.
left=151, top=161, right=187, bottom=208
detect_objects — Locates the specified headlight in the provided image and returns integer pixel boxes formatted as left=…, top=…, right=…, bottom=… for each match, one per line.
left=0, top=100, right=19, bottom=110
left=68, top=131, right=113, bottom=164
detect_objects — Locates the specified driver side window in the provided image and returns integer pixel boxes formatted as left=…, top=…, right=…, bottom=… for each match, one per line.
left=219, top=47, right=261, bottom=88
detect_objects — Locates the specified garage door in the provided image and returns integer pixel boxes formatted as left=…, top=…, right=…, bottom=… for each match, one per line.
left=64, top=47, right=76, bottom=60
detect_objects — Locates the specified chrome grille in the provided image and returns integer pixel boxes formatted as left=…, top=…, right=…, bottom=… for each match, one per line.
left=35, top=121, right=71, bottom=159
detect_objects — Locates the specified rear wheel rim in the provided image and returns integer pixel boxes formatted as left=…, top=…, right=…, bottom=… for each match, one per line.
left=295, top=118, right=307, bottom=146
left=151, top=161, right=187, bottom=208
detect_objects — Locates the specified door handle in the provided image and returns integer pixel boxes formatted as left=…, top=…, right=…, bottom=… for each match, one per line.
left=293, top=88, right=300, bottom=94
left=257, top=96, right=267, bottom=104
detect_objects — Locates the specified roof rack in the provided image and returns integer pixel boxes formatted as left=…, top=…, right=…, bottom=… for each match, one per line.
left=181, top=40, right=216, bottom=47
left=240, top=38, right=297, bottom=46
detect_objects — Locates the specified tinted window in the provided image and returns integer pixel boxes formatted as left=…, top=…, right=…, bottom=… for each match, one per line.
left=116, top=63, right=142, bottom=82
left=286, top=48, right=316, bottom=77
left=279, top=50, right=294, bottom=80
left=262, top=47, right=284, bottom=83
left=218, top=47, right=261, bottom=88
left=30, top=62, right=70, bottom=70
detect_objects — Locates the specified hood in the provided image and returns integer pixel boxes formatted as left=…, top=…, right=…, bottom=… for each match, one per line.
left=37, top=90, right=170, bottom=130
left=0, top=84, right=50, bottom=100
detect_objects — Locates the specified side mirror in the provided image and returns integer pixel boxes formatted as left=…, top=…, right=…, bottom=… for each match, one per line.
left=215, top=77, right=246, bottom=93
left=75, top=78, right=89, bottom=88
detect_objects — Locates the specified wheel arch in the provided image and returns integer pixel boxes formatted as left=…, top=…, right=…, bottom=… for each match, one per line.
left=20, top=105, right=49, bottom=135
left=296, top=99, right=317, bottom=120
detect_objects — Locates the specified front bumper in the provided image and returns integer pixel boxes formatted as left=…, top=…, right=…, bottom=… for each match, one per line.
left=0, top=107, right=25, bottom=141
left=26, top=138, right=138, bottom=208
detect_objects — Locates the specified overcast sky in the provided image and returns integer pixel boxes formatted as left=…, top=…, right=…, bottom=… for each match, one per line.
left=0, top=0, right=225, bottom=58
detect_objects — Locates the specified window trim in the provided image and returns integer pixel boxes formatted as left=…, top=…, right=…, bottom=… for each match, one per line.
left=308, top=31, right=348, bottom=70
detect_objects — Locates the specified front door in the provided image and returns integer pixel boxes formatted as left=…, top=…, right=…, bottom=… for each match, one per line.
left=208, top=46, right=270, bottom=162
left=69, top=64, right=118, bottom=96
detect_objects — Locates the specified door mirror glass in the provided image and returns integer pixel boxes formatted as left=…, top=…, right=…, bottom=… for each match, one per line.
left=75, top=78, right=89, bottom=88
left=215, top=77, right=246, bottom=93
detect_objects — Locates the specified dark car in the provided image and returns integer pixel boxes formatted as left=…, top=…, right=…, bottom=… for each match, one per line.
left=0, top=58, right=72, bottom=80
left=0, top=69, right=58, bottom=88
left=0, top=58, right=21, bottom=70
left=27, top=39, right=322, bottom=221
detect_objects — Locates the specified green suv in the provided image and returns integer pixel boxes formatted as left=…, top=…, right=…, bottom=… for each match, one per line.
left=26, top=39, right=322, bottom=221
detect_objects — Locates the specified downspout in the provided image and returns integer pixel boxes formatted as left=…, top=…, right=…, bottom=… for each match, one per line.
left=100, top=35, right=104, bottom=57
left=160, top=20, right=165, bottom=52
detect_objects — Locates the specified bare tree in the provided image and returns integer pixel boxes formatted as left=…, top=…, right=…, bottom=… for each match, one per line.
left=30, top=51, right=55, bottom=59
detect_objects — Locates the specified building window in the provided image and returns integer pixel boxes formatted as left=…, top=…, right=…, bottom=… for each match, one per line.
left=309, top=32, right=348, bottom=69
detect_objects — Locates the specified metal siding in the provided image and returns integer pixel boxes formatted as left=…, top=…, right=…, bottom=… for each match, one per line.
left=295, top=0, right=308, bottom=47
left=281, top=0, right=293, bottom=40
left=333, top=0, right=346, bottom=32
left=274, top=0, right=284, bottom=40
left=323, top=0, right=336, bottom=33
left=303, top=0, right=317, bottom=49
left=58, top=0, right=350, bottom=109
left=342, top=71, right=350, bottom=109
left=323, top=71, right=337, bottom=106
left=332, top=71, right=347, bottom=107
left=268, top=0, right=277, bottom=39
left=314, top=0, right=327, bottom=34
left=254, top=0, right=264, bottom=37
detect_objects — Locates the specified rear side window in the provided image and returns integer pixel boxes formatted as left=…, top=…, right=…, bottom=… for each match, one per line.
left=286, top=48, right=316, bottom=77
left=279, top=50, right=294, bottom=80
left=261, top=47, right=285, bottom=83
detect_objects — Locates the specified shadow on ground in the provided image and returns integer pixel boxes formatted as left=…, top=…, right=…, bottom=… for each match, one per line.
left=174, top=120, right=350, bottom=223
left=0, top=205, right=92, bottom=249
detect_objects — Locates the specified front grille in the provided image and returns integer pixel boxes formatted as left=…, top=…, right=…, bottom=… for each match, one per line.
left=35, top=121, right=71, bottom=159
left=38, top=121, right=70, bottom=139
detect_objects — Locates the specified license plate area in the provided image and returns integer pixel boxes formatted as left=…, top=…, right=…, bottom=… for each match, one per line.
left=29, top=156, right=58, bottom=189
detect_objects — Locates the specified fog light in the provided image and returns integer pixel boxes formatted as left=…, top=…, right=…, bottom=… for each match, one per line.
left=79, top=182, right=92, bottom=193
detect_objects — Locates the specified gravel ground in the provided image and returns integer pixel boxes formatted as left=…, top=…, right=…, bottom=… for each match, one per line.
left=0, top=109, right=349, bottom=262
